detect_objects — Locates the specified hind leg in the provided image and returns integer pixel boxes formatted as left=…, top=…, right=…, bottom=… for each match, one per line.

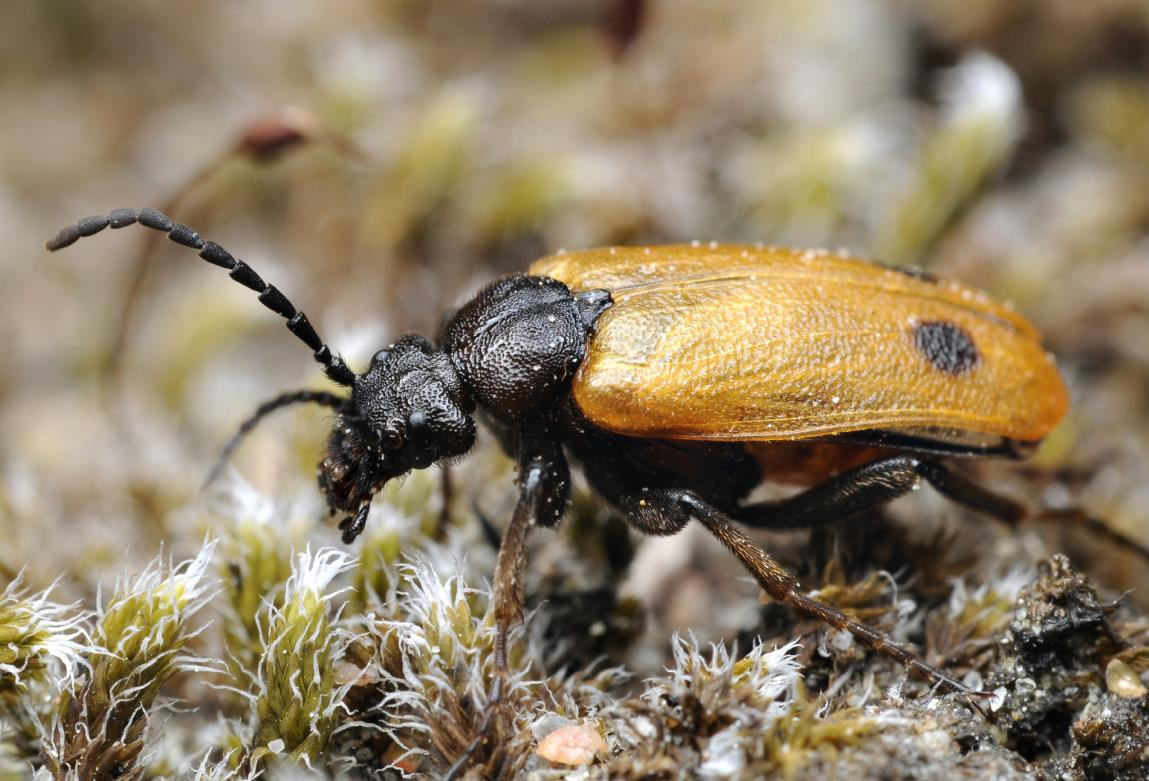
left=735, top=456, right=1023, bottom=530
left=733, top=456, right=1149, bottom=561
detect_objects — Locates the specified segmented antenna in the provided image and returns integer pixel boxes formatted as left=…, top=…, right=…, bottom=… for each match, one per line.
left=46, top=208, right=357, bottom=387
left=205, top=389, right=346, bottom=487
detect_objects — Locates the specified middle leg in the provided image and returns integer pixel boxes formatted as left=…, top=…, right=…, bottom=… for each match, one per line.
left=619, top=487, right=970, bottom=693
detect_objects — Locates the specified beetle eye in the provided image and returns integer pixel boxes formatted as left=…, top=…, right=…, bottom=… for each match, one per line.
left=379, top=420, right=405, bottom=450
left=408, top=411, right=428, bottom=433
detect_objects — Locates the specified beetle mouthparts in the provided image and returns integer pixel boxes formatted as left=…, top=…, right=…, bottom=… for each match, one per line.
left=339, top=502, right=372, bottom=544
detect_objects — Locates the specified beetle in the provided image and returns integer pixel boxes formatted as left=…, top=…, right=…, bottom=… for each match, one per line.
left=48, top=209, right=1072, bottom=705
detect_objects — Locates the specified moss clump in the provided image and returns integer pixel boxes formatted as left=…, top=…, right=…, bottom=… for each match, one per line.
left=0, top=578, right=86, bottom=771
left=249, top=548, right=354, bottom=769
left=217, top=509, right=294, bottom=688
left=42, top=544, right=216, bottom=781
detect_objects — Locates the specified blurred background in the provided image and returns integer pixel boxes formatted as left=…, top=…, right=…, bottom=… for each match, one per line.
left=3, top=0, right=1149, bottom=638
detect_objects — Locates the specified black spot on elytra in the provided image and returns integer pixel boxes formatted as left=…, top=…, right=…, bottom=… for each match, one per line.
left=913, top=320, right=979, bottom=375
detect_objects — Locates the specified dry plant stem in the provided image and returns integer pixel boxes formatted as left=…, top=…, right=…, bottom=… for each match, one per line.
left=691, top=496, right=971, bottom=694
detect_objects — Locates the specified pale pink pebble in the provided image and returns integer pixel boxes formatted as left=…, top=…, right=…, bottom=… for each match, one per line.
left=536, top=723, right=608, bottom=766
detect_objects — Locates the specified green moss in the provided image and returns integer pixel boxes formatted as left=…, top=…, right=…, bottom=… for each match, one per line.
left=250, top=549, right=353, bottom=768
left=44, top=544, right=216, bottom=781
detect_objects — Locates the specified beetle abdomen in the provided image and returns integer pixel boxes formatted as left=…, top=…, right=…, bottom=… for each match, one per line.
left=531, top=245, right=1068, bottom=446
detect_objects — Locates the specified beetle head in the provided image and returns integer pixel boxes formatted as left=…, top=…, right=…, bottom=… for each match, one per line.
left=319, top=334, right=475, bottom=538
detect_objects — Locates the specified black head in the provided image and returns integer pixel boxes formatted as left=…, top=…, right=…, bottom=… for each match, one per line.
left=47, top=210, right=477, bottom=544
left=320, top=334, right=476, bottom=541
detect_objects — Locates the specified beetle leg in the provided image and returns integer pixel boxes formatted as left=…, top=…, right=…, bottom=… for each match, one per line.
left=433, top=465, right=453, bottom=541
left=444, top=438, right=570, bottom=779
left=1017, top=508, right=1149, bottom=562
left=739, top=458, right=1149, bottom=560
left=472, top=498, right=504, bottom=550
left=338, top=502, right=372, bottom=544
left=913, top=460, right=1026, bottom=521
left=923, top=460, right=1149, bottom=561
left=737, top=455, right=1023, bottom=529
left=737, top=456, right=1149, bottom=561
left=619, top=487, right=972, bottom=694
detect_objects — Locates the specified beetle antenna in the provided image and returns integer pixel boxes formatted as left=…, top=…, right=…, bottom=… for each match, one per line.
left=204, top=389, right=346, bottom=488
left=46, top=209, right=357, bottom=387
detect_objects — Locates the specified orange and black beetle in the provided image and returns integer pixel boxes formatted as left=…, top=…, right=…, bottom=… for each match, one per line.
left=48, top=211, right=1069, bottom=696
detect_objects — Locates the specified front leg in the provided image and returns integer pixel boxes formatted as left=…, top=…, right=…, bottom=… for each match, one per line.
left=491, top=436, right=570, bottom=669
left=444, top=428, right=569, bottom=779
